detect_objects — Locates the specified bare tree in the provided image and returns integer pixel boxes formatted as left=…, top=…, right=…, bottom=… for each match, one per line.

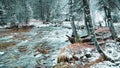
left=99, top=0, right=117, bottom=39
left=82, top=0, right=93, bottom=35
left=83, top=0, right=114, bottom=62
left=69, top=0, right=79, bottom=43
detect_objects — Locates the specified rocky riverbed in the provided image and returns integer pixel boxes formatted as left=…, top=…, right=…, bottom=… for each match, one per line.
left=0, top=26, right=72, bottom=68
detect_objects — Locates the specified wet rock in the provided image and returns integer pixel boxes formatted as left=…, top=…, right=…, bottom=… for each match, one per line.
left=18, top=46, right=27, bottom=52
left=85, top=54, right=91, bottom=58
left=35, top=54, right=42, bottom=59
left=116, top=37, right=120, bottom=42
left=0, top=42, right=16, bottom=49
left=36, top=49, right=49, bottom=54
left=33, top=41, right=51, bottom=54
left=34, top=52, right=40, bottom=57
left=35, top=64, right=47, bottom=68
left=0, top=36, right=13, bottom=41
left=85, top=51, right=92, bottom=58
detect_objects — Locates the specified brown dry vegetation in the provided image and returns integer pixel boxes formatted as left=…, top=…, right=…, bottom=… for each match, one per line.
left=56, top=27, right=112, bottom=68
left=57, top=43, right=106, bottom=68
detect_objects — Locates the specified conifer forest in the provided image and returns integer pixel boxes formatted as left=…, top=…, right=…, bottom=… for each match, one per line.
left=0, top=0, right=120, bottom=68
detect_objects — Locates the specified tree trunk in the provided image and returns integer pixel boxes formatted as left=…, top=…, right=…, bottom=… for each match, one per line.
left=40, top=0, right=45, bottom=20
left=69, top=0, right=79, bottom=43
left=103, top=0, right=117, bottom=39
left=0, top=7, right=6, bottom=26
left=83, top=0, right=114, bottom=62
left=107, top=8, right=117, bottom=39
left=83, top=0, right=102, bottom=52
left=83, top=0, right=92, bottom=35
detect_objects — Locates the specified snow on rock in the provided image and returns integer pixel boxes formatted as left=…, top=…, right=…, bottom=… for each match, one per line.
left=0, top=36, right=13, bottom=41
left=91, top=61, right=120, bottom=68
left=104, top=40, right=120, bottom=60
left=29, top=19, right=50, bottom=27
left=0, top=51, right=5, bottom=55
left=62, top=21, right=85, bottom=29
left=57, top=43, right=100, bottom=63
left=0, top=25, right=10, bottom=29
left=91, top=61, right=119, bottom=68
left=56, top=39, right=120, bottom=68
left=114, top=23, right=120, bottom=27
left=90, top=40, right=120, bottom=68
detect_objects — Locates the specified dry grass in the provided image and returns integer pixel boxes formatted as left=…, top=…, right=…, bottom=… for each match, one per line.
left=53, top=62, right=83, bottom=68
left=57, top=42, right=107, bottom=68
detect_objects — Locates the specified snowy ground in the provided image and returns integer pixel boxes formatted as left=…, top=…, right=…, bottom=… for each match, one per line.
left=0, top=22, right=120, bottom=68
left=90, top=23, right=120, bottom=68
left=91, top=40, right=120, bottom=68
left=55, top=40, right=120, bottom=68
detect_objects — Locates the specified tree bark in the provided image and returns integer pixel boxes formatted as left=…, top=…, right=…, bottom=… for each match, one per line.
left=83, top=0, right=102, bottom=53
left=83, top=0, right=92, bottom=35
left=69, top=0, right=79, bottom=43
left=83, top=0, right=114, bottom=62
left=102, top=0, right=117, bottom=39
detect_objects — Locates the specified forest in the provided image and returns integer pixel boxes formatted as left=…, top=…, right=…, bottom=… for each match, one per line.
left=0, top=0, right=120, bottom=68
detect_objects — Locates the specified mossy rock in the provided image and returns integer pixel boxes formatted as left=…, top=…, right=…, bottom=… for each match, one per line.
left=18, top=46, right=27, bottom=52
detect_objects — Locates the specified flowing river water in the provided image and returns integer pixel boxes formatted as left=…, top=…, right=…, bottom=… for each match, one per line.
left=0, top=26, right=72, bottom=68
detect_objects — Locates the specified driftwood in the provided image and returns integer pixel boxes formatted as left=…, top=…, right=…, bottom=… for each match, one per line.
left=66, top=35, right=75, bottom=44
